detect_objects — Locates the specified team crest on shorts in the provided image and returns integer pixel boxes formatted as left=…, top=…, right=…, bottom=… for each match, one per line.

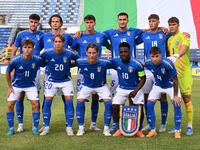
left=119, top=105, right=141, bottom=136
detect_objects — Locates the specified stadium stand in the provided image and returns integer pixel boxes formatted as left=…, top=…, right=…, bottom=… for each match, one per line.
left=39, top=0, right=80, bottom=28
left=0, top=27, right=12, bottom=61
left=0, top=0, right=82, bottom=62
left=190, top=49, right=200, bottom=66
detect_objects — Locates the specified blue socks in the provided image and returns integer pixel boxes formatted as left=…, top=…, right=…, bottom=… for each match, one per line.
left=6, top=112, right=14, bottom=128
left=65, top=99, right=74, bottom=127
left=147, top=101, right=156, bottom=130
left=76, top=101, right=85, bottom=126
left=32, top=112, right=40, bottom=128
left=91, top=100, right=99, bottom=123
left=16, top=100, right=24, bottom=124
left=42, top=99, right=52, bottom=127
left=104, top=101, right=112, bottom=126
left=160, top=101, right=168, bottom=125
left=172, top=102, right=182, bottom=130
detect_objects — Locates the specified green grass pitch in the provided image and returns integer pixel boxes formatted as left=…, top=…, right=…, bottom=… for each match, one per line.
left=0, top=75, right=199, bottom=150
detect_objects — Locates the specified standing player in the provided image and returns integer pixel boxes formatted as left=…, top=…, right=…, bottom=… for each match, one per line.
left=6, top=39, right=43, bottom=135
left=40, top=14, right=73, bottom=132
left=111, top=42, right=146, bottom=137
left=135, top=14, right=171, bottom=132
left=167, top=17, right=193, bottom=135
left=145, top=46, right=182, bottom=139
left=40, top=35, right=79, bottom=136
left=103, top=12, right=151, bottom=131
left=11, top=14, right=44, bottom=132
left=75, top=43, right=112, bottom=136
left=71, top=15, right=110, bottom=131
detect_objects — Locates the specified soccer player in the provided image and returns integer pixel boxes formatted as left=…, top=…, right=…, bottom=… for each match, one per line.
left=40, top=14, right=73, bottom=132
left=111, top=42, right=146, bottom=137
left=6, top=39, right=43, bottom=135
left=145, top=46, right=182, bottom=139
left=103, top=12, right=151, bottom=131
left=11, top=14, right=44, bottom=132
left=135, top=14, right=171, bottom=132
left=75, top=43, right=112, bottom=136
left=40, top=35, right=79, bottom=136
left=167, top=17, right=193, bottom=135
left=71, top=15, right=110, bottom=131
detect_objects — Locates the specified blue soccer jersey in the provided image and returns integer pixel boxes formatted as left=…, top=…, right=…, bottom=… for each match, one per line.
left=7, top=54, right=43, bottom=88
left=135, top=30, right=172, bottom=61
left=111, top=57, right=145, bottom=90
left=103, top=28, right=143, bottom=58
left=42, top=32, right=73, bottom=50
left=41, top=48, right=79, bottom=82
left=76, top=58, right=112, bottom=88
left=71, top=31, right=109, bottom=57
left=145, top=58, right=177, bottom=88
left=14, top=30, right=44, bottom=56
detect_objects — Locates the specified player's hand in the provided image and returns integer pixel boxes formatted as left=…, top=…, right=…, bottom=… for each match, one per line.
left=167, top=54, right=180, bottom=63
left=75, top=31, right=84, bottom=38
left=128, top=91, right=137, bottom=100
left=159, top=27, right=169, bottom=35
left=172, top=95, right=181, bottom=107
left=183, top=32, right=190, bottom=39
left=7, top=87, right=14, bottom=98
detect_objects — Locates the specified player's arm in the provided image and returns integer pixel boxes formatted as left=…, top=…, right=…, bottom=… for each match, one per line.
left=168, top=41, right=189, bottom=63
left=172, top=76, right=181, bottom=107
left=128, top=71, right=146, bottom=99
left=11, top=46, right=18, bottom=58
left=6, top=71, right=14, bottom=97
left=74, top=30, right=84, bottom=39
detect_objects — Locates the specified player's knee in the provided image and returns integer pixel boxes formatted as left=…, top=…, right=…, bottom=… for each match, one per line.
left=32, top=101, right=40, bottom=112
left=112, top=104, right=120, bottom=122
left=182, top=95, right=191, bottom=103
left=7, top=102, right=15, bottom=111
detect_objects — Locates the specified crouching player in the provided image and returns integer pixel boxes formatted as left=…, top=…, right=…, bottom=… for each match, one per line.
left=40, top=35, right=79, bottom=136
left=111, top=42, right=146, bottom=137
left=76, top=43, right=112, bottom=136
left=6, top=39, right=43, bottom=135
left=145, top=47, right=182, bottom=139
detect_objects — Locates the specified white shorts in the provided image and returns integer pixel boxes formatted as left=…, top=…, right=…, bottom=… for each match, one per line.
left=148, top=85, right=181, bottom=101
left=75, top=68, right=84, bottom=93
left=113, top=87, right=144, bottom=105
left=43, top=73, right=64, bottom=96
left=141, top=69, right=154, bottom=94
left=44, top=80, right=74, bottom=97
left=8, top=86, right=39, bottom=101
left=110, top=69, right=118, bottom=94
left=77, top=84, right=111, bottom=100
left=34, top=69, right=41, bottom=91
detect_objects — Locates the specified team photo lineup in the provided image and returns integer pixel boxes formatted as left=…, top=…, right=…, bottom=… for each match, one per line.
left=5, top=11, right=194, bottom=140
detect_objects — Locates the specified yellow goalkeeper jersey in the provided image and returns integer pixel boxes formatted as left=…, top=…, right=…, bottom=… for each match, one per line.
left=167, top=32, right=191, bottom=75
